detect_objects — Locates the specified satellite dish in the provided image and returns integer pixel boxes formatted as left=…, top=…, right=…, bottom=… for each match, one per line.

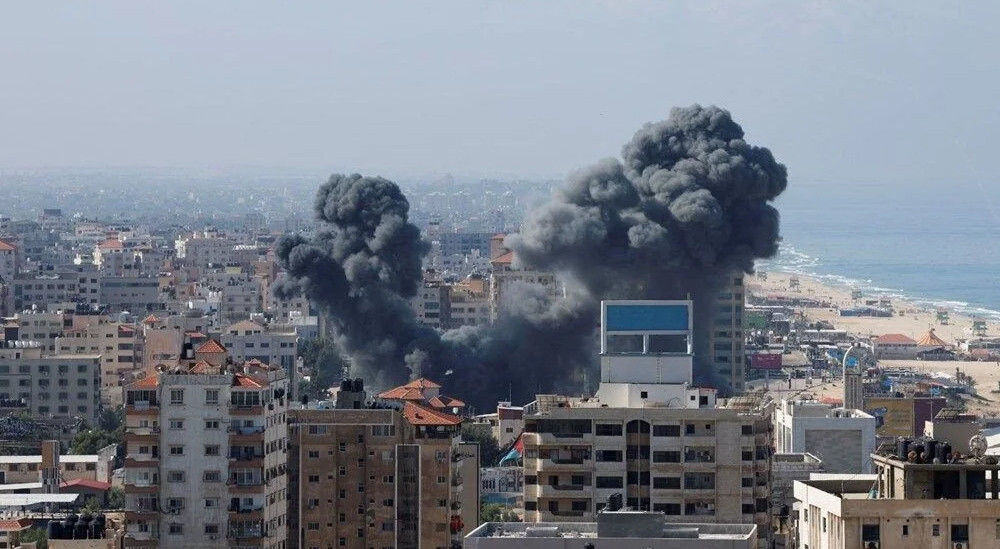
left=970, top=433, right=988, bottom=458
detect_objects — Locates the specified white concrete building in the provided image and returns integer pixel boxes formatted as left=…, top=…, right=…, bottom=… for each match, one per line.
left=774, top=399, right=876, bottom=474
left=123, top=361, right=289, bottom=549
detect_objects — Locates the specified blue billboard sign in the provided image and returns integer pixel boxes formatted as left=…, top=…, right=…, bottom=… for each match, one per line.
left=604, top=303, right=689, bottom=332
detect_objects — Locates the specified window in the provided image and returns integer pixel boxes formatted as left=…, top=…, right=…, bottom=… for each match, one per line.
left=685, top=424, right=695, bottom=435
left=572, top=501, right=587, bottom=511
left=339, top=442, right=347, bottom=451
left=951, top=524, right=969, bottom=542
left=595, top=423, right=623, bottom=436
left=596, top=476, right=623, bottom=489
left=933, top=524, right=940, bottom=536
left=862, top=524, right=880, bottom=542
left=822, top=517, right=826, bottom=532
left=205, top=420, right=220, bottom=429
left=205, top=389, right=219, bottom=404
left=169, top=389, right=184, bottom=404
left=204, top=524, right=219, bottom=535
left=371, top=424, right=396, bottom=437
left=652, top=451, right=681, bottom=463
left=168, top=523, right=183, bottom=535
left=169, top=419, right=184, bottom=429
left=167, top=471, right=185, bottom=482
left=524, top=501, right=538, bottom=511
left=203, top=470, right=221, bottom=482
left=308, top=475, right=320, bottom=483
left=308, top=450, right=320, bottom=458
left=653, top=425, right=681, bottom=437
left=902, top=525, right=909, bottom=536
left=205, top=445, right=220, bottom=456
left=339, top=466, right=346, bottom=476
left=741, top=425, right=753, bottom=435
left=742, top=477, right=753, bottom=487
left=167, top=498, right=184, bottom=511
left=653, top=476, right=681, bottom=489
left=307, top=523, right=320, bottom=531
left=169, top=445, right=184, bottom=456
left=742, top=503, right=755, bottom=514
left=595, top=450, right=623, bottom=462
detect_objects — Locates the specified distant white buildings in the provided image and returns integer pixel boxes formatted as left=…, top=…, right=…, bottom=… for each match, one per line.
left=774, top=399, right=876, bottom=473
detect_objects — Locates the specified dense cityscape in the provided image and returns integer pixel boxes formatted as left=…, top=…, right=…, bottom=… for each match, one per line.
left=2, top=2, right=997, bottom=549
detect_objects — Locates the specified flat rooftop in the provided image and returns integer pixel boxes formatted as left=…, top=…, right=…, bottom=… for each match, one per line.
left=467, top=513, right=756, bottom=540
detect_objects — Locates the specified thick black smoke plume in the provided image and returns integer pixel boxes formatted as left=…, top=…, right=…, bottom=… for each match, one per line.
left=507, top=105, right=787, bottom=387
left=275, top=105, right=787, bottom=409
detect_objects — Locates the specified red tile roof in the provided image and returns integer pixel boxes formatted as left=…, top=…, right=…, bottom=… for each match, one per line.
left=142, top=314, right=161, bottom=324
left=875, top=333, right=916, bottom=345
left=377, top=387, right=427, bottom=401
left=98, top=239, right=123, bottom=250
left=402, top=402, right=462, bottom=427
left=129, top=374, right=159, bottom=389
left=61, top=479, right=111, bottom=491
left=428, top=395, right=466, bottom=409
left=403, top=378, right=441, bottom=389
left=189, top=361, right=216, bottom=374
left=0, top=241, right=14, bottom=252
left=233, top=374, right=265, bottom=388
left=195, top=339, right=227, bottom=354
left=0, top=518, right=31, bottom=531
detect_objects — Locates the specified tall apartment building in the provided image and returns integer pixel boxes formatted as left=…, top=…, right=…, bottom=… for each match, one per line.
left=177, top=233, right=236, bottom=268
left=0, top=342, right=101, bottom=427
left=521, top=301, right=772, bottom=548
left=774, top=399, right=876, bottom=473
left=287, top=380, right=480, bottom=549
left=58, top=318, right=142, bottom=406
left=122, top=361, right=289, bottom=549
left=794, top=446, right=1000, bottom=549
left=708, top=273, right=746, bottom=394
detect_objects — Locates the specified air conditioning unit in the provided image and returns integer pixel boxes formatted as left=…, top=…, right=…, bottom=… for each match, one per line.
left=861, top=542, right=879, bottom=549
left=209, top=535, right=218, bottom=541
left=951, top=543, right=967, bottom=549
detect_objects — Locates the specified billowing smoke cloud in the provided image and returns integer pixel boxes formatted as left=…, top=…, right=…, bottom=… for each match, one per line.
left=507, top=105, right=787, bottom=387
left=275, top=105, right=787, bottom=408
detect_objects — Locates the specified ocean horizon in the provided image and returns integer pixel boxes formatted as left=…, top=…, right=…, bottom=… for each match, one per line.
left=757, top=180, right=1000, bottom=321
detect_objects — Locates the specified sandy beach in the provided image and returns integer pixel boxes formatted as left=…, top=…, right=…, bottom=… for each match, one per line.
left=746, top=271, right=1000, bottom=415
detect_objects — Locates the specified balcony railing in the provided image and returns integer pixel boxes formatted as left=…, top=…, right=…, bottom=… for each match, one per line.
left=229, top=453, right=265, bottom=462
left=229, top=425, right=264, bottom=435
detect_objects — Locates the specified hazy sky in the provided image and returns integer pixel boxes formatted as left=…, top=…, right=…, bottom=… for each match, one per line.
left=1, top=1, right=997, bottom=184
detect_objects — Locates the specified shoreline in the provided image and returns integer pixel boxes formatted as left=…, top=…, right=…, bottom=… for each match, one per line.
left=757, top=246, right=1000, bottom=322
left=745, top=271, right=1000, bottom=415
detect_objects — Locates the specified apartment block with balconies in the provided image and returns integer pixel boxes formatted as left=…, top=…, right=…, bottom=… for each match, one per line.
left=521, top=301, right=774, bottom=549
left=287, top=380, right=479, bottom=549
left=122, top=360, right=289, bottom=549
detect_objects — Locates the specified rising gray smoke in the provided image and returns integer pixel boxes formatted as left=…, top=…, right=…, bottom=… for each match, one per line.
left=507, top=105, right=787, bottom=388
left=275, top=105, right=787, bottom=408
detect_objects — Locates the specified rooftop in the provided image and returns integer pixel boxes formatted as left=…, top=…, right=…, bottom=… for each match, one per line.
left=467, top=512, right=756, bottom=541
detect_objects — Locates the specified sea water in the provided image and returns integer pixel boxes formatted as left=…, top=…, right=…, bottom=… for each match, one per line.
left=758, top=180, right=1000, bottom=320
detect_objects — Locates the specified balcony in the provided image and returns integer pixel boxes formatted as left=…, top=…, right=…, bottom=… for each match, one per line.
left=683, top=451, right=715, bottom=464
left=124, top=453, right=159, bottom=467
left=125, top=402, right=159, bottom=416
left=125, top=426, right=160, bottom=438
left=228, top=528, right=264, bottom=540
left=229, top=425, right=265, bottom=435
left=535, top=457, right=592, bottom=471
left=229, top=405, right=264, bottom=416
left=526, top=432, right=593, bottom=446
left=532, top=484, right=594, bottom=499
left=229, top=452, right=265, bottom=463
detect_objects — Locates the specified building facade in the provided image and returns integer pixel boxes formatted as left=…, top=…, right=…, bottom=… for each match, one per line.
left=794, top=450, right=1000, bottom=549
left=122, top=362, right=289, bottom=549
left=521, top=301, right=773, bottom=548
left=286, top=388, right=480, bottom=549
left=774, top=399, right=876, bottom=474
left=709, top=273, right=747, bottom=394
